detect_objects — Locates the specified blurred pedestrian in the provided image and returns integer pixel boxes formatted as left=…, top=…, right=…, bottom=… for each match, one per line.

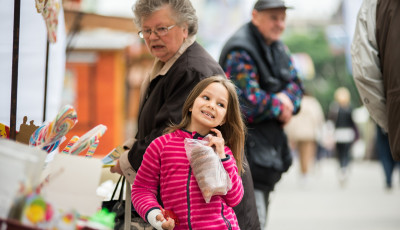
left=285, top=94, right=325, bottom=184
left=351, top=0, right=400, bottom=161
left=219, top=0, right=304, bottom=228
left=329, top=87, right=359, bottom=186
left=375, top=124, right=400, bottom=190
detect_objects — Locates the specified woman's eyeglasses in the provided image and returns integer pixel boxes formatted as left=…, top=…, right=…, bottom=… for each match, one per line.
left=138, top=25, right=176, bottom=39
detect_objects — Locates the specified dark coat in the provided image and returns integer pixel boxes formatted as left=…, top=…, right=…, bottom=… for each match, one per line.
left=219, top=22, right=295, bottom=192
left=376, top=0, right=400, bottom=161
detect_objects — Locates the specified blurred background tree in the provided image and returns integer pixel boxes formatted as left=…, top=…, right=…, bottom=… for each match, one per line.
left=283, top=27, right=361, bottom=117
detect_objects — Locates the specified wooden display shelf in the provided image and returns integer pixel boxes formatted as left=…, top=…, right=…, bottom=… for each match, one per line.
left=0, top=218, right=40, bottom=230
left=0, top=218, right=97, bottom=230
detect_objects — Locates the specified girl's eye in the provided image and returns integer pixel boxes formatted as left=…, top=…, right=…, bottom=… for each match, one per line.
left=202, top=96, right=209, bottom=100
left=217, top=103, right=225, bottom=108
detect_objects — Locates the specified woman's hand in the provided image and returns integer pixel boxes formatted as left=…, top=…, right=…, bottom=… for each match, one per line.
left=208, top=128, right=226, bottom=159
left=110, top=160, right=123, bottom=175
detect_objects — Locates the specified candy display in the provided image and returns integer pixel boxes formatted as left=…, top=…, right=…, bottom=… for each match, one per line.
left=3, top=99, right=111, bottom=228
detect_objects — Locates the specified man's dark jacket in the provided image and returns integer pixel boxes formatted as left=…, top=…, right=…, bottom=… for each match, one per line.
left=219, top=22, right=294, bottom=193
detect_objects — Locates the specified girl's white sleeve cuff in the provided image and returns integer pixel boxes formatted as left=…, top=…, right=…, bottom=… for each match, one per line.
left=147, top=209, right=165, bottom=230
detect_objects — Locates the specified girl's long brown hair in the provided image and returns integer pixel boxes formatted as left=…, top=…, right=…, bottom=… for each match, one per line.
left=165, top=75, right=247, bottom=174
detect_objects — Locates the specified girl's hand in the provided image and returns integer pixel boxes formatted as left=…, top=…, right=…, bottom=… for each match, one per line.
left=156, top=214, right=175, bottom=230
left=209, top=128, right=225, bottom=159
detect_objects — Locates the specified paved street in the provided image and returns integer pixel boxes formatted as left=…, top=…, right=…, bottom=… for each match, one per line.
left=266, top=158, right=400, bottom=230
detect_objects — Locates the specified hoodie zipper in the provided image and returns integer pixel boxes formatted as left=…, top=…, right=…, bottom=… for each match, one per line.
left=221, top=203, right=232, bottom=230
left=187, top=167, right=193, bottom=230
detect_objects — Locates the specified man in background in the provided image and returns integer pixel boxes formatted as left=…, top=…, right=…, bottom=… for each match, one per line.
left=219, top=0, right=303, bottom=228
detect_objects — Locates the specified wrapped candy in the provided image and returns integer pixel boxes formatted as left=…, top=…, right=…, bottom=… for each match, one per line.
left=184, top=136, right=232, bottom=203
left=67, top=124, right=107, bottom=156
left=35, top=0, right=47, bottom=13
left=41, top=0, right=60, bottom=43
left=20, top=193, right=55, bottom=229
left=101, top=145, right=124, bottom=165
left=61, top=136, right=79, bottom=154
left=161, top=207, right=179, bottom=226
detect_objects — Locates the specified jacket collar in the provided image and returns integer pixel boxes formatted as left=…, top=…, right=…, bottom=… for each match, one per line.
left=177, top=129, right=206, bottom=140
left=139, top=36, right=196, bottom=110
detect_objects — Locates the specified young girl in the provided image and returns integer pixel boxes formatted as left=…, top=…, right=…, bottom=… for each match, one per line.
left=132, top=75, right=246, bottom=230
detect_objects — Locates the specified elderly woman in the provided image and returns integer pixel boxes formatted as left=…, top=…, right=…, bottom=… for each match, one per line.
left=111, top=0, right=259, bottom=229
left=111, top=0, right=224, bottom=181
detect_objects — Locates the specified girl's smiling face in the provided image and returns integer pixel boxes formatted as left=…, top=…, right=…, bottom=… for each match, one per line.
left=186, top=83, right=228, bottom=136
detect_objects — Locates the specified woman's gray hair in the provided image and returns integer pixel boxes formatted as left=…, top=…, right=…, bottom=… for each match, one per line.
left=133, top=0, right=198, bottom=36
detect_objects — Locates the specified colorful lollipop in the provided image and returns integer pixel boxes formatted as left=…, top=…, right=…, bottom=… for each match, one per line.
left=43, top=136, right=65, bottom=153
left=68, top=124, right=107, bottom=156
left=30, top=125, right=67, bottom=153
left=29, top=124, right=49, bottom=147
left=62, top=136, right=79, bottom=154
left=85, top=139, right=100, bottom=158
left=46, top=105, right=77, bottom=146
left=29, top=105, right=78, bottom=152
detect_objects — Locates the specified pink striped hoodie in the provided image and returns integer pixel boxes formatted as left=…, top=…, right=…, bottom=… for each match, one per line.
left=132, top=129, right=243, bottom=230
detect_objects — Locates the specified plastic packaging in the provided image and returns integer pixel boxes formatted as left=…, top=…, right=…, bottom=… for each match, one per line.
left=184, top=136, right=232, bottom=203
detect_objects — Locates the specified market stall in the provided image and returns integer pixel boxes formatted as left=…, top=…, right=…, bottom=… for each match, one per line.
left=0, top=1, right=123, bottom=229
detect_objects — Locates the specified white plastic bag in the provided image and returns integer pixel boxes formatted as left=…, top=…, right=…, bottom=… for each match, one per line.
left=184, top=136, right=232, bottom=203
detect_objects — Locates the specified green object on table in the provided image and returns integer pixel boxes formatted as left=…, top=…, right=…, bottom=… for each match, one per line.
left=89, top=208, right=116, bottom=230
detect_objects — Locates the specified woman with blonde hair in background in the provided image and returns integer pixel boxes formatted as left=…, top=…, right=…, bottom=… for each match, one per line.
left=329, top=87, right=359, bottom=186
left=285, top=93, right=325, bottom=185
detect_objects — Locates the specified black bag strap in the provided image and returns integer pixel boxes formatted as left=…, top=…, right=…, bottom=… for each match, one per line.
left=118, top=176, right=125, bottom=202
left=110, top=175, right=123, bottom=201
